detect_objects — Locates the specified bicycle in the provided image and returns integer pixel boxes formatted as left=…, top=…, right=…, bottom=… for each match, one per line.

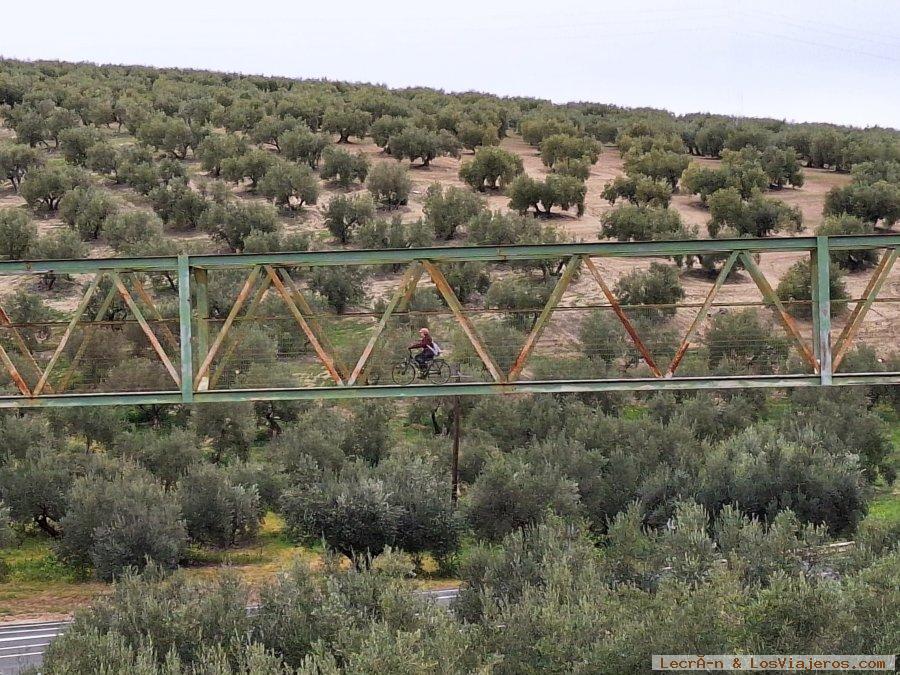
left=391, top=348, right=452, bottom=385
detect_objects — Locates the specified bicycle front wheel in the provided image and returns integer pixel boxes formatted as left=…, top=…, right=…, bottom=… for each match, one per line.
left=391, top=361, right=416, bottom=385
left=428, top=359, right=452, bottom=384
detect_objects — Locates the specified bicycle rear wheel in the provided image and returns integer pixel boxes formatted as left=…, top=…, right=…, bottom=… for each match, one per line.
left=391, top=361, right=416, bottom=385
left=428, top=359, right=452, bottom=384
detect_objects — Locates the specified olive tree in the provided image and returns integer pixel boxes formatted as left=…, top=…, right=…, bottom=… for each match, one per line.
left=601, top=175, right=672, bottom=207
left=57, top=470, right=187, bottom=580
left=58, top=186, right=118, bottom=239
left=201, top=200, right=279, bottom=251
left=0, top=143, right=43, bottom=191
left=539, top=133, right=600, bottom=169
left=366, top=162, right=411, bottom=206
left=178, top=463, right=262, bottom=547
left=59, top=126, right=104, bottom=166
left=462, top=453, right=581, bottom=541
left=0, top=208, right=37, bottom=259
left=19, top=165, right=90, bottom=211
left=623, top=148, right=690, bottom=188
left=708, top=187, right=802, bottom=237
left=816, top=215, right=879, bottom=271
left=281, top=463, right=402, bottom=563
left=320, top=147, right=370, bottom=187
left=457, top=120, right=499, bottom=151
left=823, top=180, right=900, bottom=227
left=507, top=174, right=586, bottom=217
left=322, top=107, right=372, bottom=143
left=761, top=146, right=804, bottom=188
left=459, top=146, right=523, bottom=191
left=614, top=262, right=685, bottom=319
left=600, top=204, right=684, bottom=241
left=423, top=183, right=485, bottom=240
left=278, top=125, right=330, bottom=168
left=776, top=259, right=848, bottom=318
left=196, top=133, right=247, bottom=177
left=258, top=160, right=319, bottom=209
left=221, top=148, right=277, bottom=190
left=102, top=210, right=165, bottom=253
left=370, top=115, right=408, bottom=150
left=137, top=115, right=198, bottom=159
left=308, top=266, right=368, bottom=313
left=148, top=182, right=206, bottom=233
left=324, top=193, right=375, bottom=244
left=388, top=127, right=461, bottom=166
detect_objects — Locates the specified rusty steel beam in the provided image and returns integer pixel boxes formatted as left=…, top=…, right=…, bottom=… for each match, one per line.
left=666, top=251, right=739, bottom=377
left=264, top=266, right=345, bottom=386
left=33, top=273, right=103, bottom=396
left=207, top=276, right=272, bottom=389
left=194, top=266, right=261, bottom=390
left=739, top=251, right=818, bottom=372
left=0, top=305, right=46, bottom=389
left=583, top=257, right=662, bottom=377
left=129, top=272, right=180, bottom=355
left=422, top=260, right=504, bottom=383
left=508, top=255, right=581, bottom=382
left=348, top=263, right=423, bottom=386
left=832, top=246, right=897, bottom=372
left=110, top=271, right=181, bottom=386
left=276, top=268, right=348, bottom=381
left=57, top=283, right=119, bottom=392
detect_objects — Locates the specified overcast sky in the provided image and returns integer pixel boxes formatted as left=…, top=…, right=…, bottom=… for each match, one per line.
left=3, top=0, right=899, bottom=128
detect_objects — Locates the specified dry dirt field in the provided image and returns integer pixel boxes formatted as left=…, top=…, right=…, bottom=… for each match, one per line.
left=0, top=124, right=897, bottom=366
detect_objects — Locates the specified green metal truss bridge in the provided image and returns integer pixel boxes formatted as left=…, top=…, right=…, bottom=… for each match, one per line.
left=0, top=234, right=896, bottom=408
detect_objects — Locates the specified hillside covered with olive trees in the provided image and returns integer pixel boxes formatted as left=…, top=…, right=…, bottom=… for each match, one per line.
left=0, top=59, right=897, bottom=674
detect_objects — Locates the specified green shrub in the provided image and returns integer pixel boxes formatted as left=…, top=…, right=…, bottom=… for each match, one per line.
left=57, top=469, right=187, bottom=580
left=179, top=464, right=262, bottom=547
left=423, top=183, right=485, bottom=240
left=0, top=207, right=37, bottom=259
left=366, top=162, right=411, bottom=206
left=320, top=147, right=370, bottom=187
left=776, top=259, right=848, bottom=318
left=459, top=146, right=523, bottom=190
left=324, top=193, right=375, bottom=243
left=613, top=262, right=684, bottom=318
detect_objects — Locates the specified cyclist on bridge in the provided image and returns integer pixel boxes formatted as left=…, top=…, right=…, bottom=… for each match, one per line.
left=408, top=327, right=441, bottom=377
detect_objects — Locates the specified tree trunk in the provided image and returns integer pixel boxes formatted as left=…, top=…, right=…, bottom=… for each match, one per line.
left=36, top=514, right=60, bottom=538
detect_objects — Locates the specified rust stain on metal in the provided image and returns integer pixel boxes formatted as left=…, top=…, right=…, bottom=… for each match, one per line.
left=583, top=257, right=662, bottom=377
left=265, top=266, right=345, bottom=386
left=666, top=251, right=738, bottom=377
left=422, top=260, right=505, bottom=383
left=832, top=247, right=897, bottom=371
left=739, top=252, right=818, bottom=372
left=34, top=273, right=103, bottom=396
left=193, top=266, right=261, bottom=389
left=111, top=271, right=182, bottom=386
left=508, top=255, right=581, bottom=382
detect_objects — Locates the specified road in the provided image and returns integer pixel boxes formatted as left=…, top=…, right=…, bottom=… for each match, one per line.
left=0, top=588, right=460, bottom=674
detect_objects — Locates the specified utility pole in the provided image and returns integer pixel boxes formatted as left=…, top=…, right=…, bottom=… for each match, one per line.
left=451, top=395, right=460, bottom=505
left=450, top=363, right=462, bottom=506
